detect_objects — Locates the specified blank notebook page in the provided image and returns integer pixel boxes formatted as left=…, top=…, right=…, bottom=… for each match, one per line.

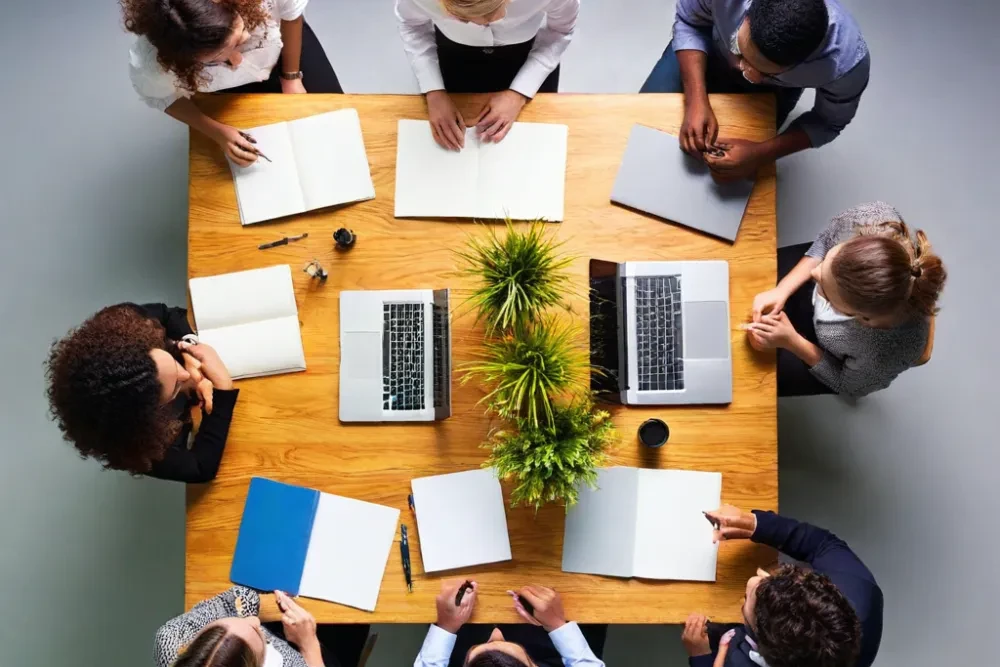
left=631, top=469, right=721, bottom=581
left=230, top=122, right=304, bottom=225
left=394, top=120, right=479, bottom=218
left=290, top=109, right=375, bottom=212
left=190, top=265, right=298, bottom=330
left=477, top=122, right=568, bottom=222
left=196, top=317, right=305, bottom=379
left=561, top=467, right=640, bottom=578
left=411, top=469, right=512, bottom=572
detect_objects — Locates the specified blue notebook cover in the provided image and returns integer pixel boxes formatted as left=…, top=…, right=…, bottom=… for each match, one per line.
left=230, top=478, right=319, bottom=595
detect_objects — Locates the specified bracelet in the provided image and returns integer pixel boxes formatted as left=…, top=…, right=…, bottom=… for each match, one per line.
left=279, top=70, right=303, bottom=80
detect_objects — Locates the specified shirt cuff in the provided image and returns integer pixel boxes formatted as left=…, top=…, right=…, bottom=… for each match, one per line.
left=671, top=27, right=712, bottom=53
left=415, top=63, right=446, bottom=94
left=509, top=60, right=551, bottom=99
left=208, top=388, right=240, bottom=421
left=417, top=625, right=457, bottom=665
left=549, top=622, right=600, bottom=662
left=788, top=113, right=834, bottom=148
left=750, top=509, right=779, bottom=544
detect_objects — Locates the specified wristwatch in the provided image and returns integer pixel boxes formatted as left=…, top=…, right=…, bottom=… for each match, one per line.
left=279, top=70, right=303, bottom=80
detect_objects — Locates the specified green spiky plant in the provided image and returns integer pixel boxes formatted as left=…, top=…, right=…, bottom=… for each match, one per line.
left=456, top=219, right=574, bottom=334
left=485, top=400, right=617, bottom=511
left=461, top=319, right=587, bottom=430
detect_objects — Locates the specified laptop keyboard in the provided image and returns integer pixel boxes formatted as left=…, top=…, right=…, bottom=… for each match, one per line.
left=432, top=303, right=449, bottom=409
left=383, top=303, right=426, bottom=411
left=635, top=275, right=684, bottom=391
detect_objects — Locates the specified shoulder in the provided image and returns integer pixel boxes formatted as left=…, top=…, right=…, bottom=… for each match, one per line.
left=153, top=614, right=198, bottom=667
left=129, top=35, right=163, bottom=72
left=274, top=0, right=308, bottom=21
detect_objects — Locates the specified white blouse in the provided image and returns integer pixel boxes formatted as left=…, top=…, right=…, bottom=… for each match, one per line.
left=395, top=0, right=579, bottom=98
left=129, top=0, right=308, bottom=111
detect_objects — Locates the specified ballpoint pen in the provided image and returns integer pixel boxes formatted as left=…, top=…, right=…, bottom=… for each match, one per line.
left=239, top=131, right=273, bottom=163
left=258, top=233, right=308, bottom=250
left=400, top=524, right=413, bottom=593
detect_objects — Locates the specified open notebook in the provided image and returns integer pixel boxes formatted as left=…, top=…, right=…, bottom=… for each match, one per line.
left=562, top=467, right=723, bottom=582
left=394, top=119, right=567, bottom=221
left=189, top=264, right=306, bottom=379
left=230, top=478, right=400, bottom=612
left=229, top=108, right=375, bottom=225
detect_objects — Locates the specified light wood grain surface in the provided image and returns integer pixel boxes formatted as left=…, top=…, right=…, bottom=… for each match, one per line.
left=186, top=93, right=777, bottom=624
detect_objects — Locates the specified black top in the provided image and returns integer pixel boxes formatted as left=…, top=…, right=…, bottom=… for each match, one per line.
left=137, top=303, right=239, bottom=484
left=690, top=511, right=884, bottom=667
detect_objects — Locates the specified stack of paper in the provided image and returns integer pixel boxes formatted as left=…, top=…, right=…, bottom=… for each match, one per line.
left=394, top=119, right=568, bottom=221
left=411, top=469, right=512, bottom=572
left=562, top=467, right=723, bottom=582
left=229, top=108, right=376, bottom=225
left=189, top=264, right=306, bottom=379
left=230, top=478, right=400, bottom=612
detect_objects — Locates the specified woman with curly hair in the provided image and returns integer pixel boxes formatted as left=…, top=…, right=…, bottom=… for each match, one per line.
left=746, top=202, right=948, bottom=397
left=124, top=0, right=342, bottom=166
left=45, top=303, right=239, bottom=482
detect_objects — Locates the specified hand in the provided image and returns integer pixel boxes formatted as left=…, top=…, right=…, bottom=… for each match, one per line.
left=435, top=579, right=477, bottom=633
left=511, top=585, right=566, bottom=632
left=704, top=505, right=757, bottom=542
left=746, top=311, right=798, bottom=350
left=751, top=288, right=787, bottom=323
left=681, top=613, right=711, bottom=657
left=182, top=352, right=214, bottom=414
left=714, top=629, right=736, bottom=667
left=426, top=90, right=466, bottom=151
left=704, top=138, right=765, bottom=181
left=473, top=90, right=528, bottom=143
left=280, top=77, right=307, bottom=94
left=177, top=342, right=233, bottom=391
left=212, top=124, right=258, bottom=167
left=275, top=591, right=320, bottom=652
left=680, top=96, right=719, bottom=156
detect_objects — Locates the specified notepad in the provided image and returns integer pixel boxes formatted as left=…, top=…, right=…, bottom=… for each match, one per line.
left=562, top=467, right=723, bottom=582
left=394, top=119, right=567, bottom=221
left=189, top=264, right=306, bottom=379
left=230, top=478, right=400, bottom=612
left=229, top=108, right=375, bottom=225
left=411, top=469, right=512, bottom=572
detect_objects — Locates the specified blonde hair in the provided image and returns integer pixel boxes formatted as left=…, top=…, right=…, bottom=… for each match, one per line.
left=441, top=0, right=506, bottom=20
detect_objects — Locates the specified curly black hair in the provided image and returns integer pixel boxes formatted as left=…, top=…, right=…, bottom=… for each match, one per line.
left=45, top=304, right=184, bottom=474
left=748, top=0, right=830, bottom=67
left=754, top=565, right=862, bottom=667
left=468, top=651, right=530, bottom=667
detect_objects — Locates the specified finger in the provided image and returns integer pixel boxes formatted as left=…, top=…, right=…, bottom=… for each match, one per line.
left=239, top=131, right=257, bottom=145
left=694, top=615, right=707, bottom=633
left=518, top=587, right=545, bottom=609
left=282, top=613, right=294, bottom=625
left=480, top=118, right=506, bottom=141
left=202, top=381, right=214, bottom=414
left=433, top=120, right=459, bottom=151
left=430, top=123, right=448, bottom=150
left=692, top=125, right=707, bottom=152
left=472, top=104, right=491, bottom=126
left=513, top=600, right=543, bottom=626
left=492, top=120, right=513, bottom=142
left=708, top=119, right=720, bottom=146
left=454, top=110, right=467, bottom=132
left=445, top=118, right=465, bottom=151
left=477, top=108, right=500, bottom=131
left=230, top=144, right=258, bottom=165
left=679, top=131, right=690, bottom=155
left=713, top=640, right=730, bottom=667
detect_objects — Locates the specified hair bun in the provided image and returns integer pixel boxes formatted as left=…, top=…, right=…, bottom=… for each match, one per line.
left=911, top=265, right=922, bottom=278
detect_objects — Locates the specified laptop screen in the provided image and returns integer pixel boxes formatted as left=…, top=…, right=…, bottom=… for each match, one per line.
left=588, top=259, right=623, bottom=400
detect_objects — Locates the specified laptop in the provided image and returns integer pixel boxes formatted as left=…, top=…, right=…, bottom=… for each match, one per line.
left=610, top=124, right=754, bottom=242
left=589, top=259, right=732, bottom=405
left=339, top=289, right=452, bottom=422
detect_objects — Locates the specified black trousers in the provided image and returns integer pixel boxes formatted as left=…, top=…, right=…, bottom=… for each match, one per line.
left=435, top=28, right=560, bottom=94
left=447, top=624, right=607, bottom=667
left=264, top=622, right=369, bottom=667
left=227, top=21, right=343, bottom=94
left=777, top=243, right=836, bottom=397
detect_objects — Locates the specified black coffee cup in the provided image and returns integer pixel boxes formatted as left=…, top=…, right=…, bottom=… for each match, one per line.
left=638, top=418, right=669, bottom=448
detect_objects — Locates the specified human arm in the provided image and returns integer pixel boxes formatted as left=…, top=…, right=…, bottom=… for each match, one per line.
left=512, top=586, right=604, bottom=667
left=137, top=303, right=195, bottom=339
left=395, top=0, right=445, bottom=93
left=749, top=255, right=820, bottom=323
left=414, top=580, right=478, bottom=667
left=751, top=510, right=878, bottom=582
left=789, top=54, right=870, bottom=149
left=508, top=0, right=579, bottom=98
left=166, top=98, right=258, bottom=167
left=278, top=15, right=307, bottom=93
left=146, top=387, right=239, bottom=483
left=275, top=590, right=324, bottom=667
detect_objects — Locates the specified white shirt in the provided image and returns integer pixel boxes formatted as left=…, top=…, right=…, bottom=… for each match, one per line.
left=395, top=0, right=579, bottom=97
left=812, top=285, right=853, bottom=324
left=128, top=0, right=308, bottom=111
left=413, top=623, right=605, bottom=667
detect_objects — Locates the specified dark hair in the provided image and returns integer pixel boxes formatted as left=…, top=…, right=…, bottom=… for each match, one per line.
left=753, top=565, right=862, bottom=667
left=174, top=625, right=259, bottom=667
left=833, top=221, right=947, bottom=318
left=467, top=650, right=531, bottom=667
left=747, top=0, right=829, bottom=67
left=120, top=0, right=269, bottom=91
left=45, top=304, right=184, bottom=474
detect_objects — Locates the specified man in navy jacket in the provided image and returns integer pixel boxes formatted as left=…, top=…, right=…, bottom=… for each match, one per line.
left=682, top=508, right=883, bottom=667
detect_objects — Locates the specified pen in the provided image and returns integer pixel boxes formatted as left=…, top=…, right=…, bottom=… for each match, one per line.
left=455, top=580, right=473, bottom=606
left=407, top=493, right=415, bottom=513
left=400, top=524, right=413, bottom=593
left=258, top=233, right=308, bottom=250
left=703, top=511, right=721, bottom=530
left=239, top=131, right=273, bottom=163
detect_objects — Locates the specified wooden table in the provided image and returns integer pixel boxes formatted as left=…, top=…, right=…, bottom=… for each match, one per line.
left=186, top=93, right=777, bottom=624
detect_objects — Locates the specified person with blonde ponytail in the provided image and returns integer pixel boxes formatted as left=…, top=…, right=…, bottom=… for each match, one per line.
left=747, top=202, right=947, bottom=397
left=395, top=0, right=578, bottom=150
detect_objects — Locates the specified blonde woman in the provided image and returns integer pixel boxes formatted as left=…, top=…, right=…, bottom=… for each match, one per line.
left=747, top=202, right=947, bottom=397
left=395, top=0, right=579, bottom=150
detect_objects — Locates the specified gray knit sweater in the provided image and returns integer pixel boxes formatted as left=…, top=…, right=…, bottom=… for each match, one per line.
left=154, top=587, right=307, bottom=667
left=803, top=202, right=930, bottom=398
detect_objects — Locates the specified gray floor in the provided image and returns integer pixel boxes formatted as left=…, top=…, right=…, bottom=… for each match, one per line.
left=0, top=1, right=996, bottom=666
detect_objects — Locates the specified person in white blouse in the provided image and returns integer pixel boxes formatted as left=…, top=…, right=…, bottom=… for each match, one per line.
left=123, top=0, right=343, bottom=166
left=415, top=580, right=606, bottom=667
left=395, top=0, right=579, bottom=150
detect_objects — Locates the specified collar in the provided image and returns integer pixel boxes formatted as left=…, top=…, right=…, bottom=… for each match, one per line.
left=263, top=641, right=284, bottom=667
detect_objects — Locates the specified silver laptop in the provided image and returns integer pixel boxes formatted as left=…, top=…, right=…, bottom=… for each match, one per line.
left=589, top=259, right=732, bottom=405
left=339, top=289, right=452, bottom=422
left=610, top=124, right=754, bottom=242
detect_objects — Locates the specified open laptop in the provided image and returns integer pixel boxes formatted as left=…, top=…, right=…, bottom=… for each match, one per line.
left=589, top=259, right=732, bottom=405
left=339, top=289, right=452, bottom=422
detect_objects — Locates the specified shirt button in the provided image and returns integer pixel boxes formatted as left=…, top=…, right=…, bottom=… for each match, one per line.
left=482, top=48, right=494, bottom=54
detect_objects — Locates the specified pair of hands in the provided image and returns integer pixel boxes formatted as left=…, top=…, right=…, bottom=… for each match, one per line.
left=215, top=78, right=306, bottom=166
left=434, top=580, right=568, bottom=634
left=427, top=89, right=527, bottom=151
left=681, top=506, right=757, bottom=658
left=681, top=96, right=764, bottom=182
left=179, top=341, right=233, bottom=414
left=271, top=590, right=324, bottom=665
left=744, top=288, right=798, bottom=351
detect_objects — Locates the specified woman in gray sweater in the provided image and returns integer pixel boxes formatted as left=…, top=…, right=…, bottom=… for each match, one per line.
left=747, top=202, right=947, bottom=398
